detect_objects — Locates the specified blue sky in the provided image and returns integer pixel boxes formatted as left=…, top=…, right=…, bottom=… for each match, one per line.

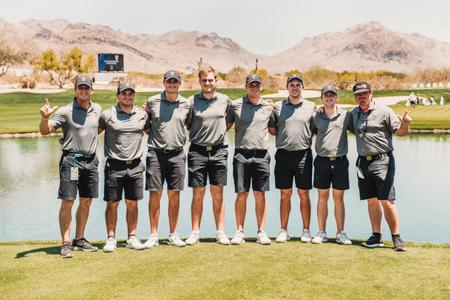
left=2, top=0, right=449, bottom=54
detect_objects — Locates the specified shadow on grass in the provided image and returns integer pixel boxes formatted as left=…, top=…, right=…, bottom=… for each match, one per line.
left=15, top=242, right=104, bottom=259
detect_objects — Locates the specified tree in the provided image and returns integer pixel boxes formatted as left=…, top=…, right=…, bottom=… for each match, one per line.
left=34, top=47, right=87, bottom=88
left=226, top=66, right=247, bottom=85
left=0, top=35, right=33, bottom=77
left=81, top=53, right=96, bottom=73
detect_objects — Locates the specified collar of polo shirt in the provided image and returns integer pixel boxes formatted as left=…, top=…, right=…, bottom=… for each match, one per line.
left=199, top=92, right=218, bottom=101
left=115, top=103, right=137, bottom=115
left=73, top=98, right=93, bottom=112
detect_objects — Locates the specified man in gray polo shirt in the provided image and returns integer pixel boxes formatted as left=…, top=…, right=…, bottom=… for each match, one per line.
left=227, top=74, right=276, bottom=245
left=184, top=65, right=232, bottom=246
left=272, top=74, right=315, bottom=243
left=39, top=76, right=101, bottom=258
left=311, top=85, right=352, bottom=245
left=99, top=82, right=149, bottom=252
left=144, top=70, right=191, bottom=248
left=349, top=81, right=411, bottom=251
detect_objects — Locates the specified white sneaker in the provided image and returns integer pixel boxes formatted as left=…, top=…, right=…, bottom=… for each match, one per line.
left=144, top=233, right=159, bottom=249
left=336, top=231, right=352, bottom=245
left=301, top=228, right=312, bottom=243
left=168, top=232, right=185, bottom=247
left=275, top=229, right=290, bottom=243
left=312, top=231, right=328, bottom=244
left=231, top=230, right=245, bottom=245
left=185, top=231, right=200, bottom=246
left=256, top=231, right=271, bottom=245
left=216, top=231, right=231, bottom=245
left=103, top=237, right=117, bottom=253
left=126, top=236, right=145, bottom=250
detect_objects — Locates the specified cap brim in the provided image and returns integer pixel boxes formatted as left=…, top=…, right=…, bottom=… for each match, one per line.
left=76, top=83, right=92, bottom=88
left=322, top=90, right=337, bottom=96
left=119, top=88, right=135, bottom=93
left=246, top=80, right=262, bottom=84
left=164, top=77, right=180, bottom=81
left=353, top=89, right=371, bottom=95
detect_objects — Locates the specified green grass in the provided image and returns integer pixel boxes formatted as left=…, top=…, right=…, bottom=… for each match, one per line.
left=1, top=240, right=449, bottom=299
left=308, top=89, right=450, bottom=105
left=0, top=89, right=449, bottom=133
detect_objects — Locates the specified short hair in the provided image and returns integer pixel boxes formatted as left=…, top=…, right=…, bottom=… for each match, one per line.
left=198, top=65, right=217, bottom=79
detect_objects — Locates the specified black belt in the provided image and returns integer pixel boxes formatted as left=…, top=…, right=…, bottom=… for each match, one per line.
left=62, top=151, right=96, bottom=161
left=235, top=148, right=267, bottom=156
left=317, top=155, right=346, bottom=161
left=107, top=158, right=141, bottom=165
left=359, top=152, right=391, bottom=161
left=149, top=147, right=183, bottom=154
left=190, top=143, right=226, bottom=152
left=278, top=148, right=310, bottom=155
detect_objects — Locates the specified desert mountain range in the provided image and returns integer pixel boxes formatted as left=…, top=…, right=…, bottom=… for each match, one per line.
left=1, top=19, right=450, bottom=74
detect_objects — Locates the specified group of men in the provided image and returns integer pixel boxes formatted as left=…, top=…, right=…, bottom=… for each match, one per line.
left=39, top=66, right=411, bottom=258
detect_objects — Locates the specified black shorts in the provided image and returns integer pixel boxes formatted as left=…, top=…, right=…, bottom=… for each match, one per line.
left=274, top=148, right=312, bottom=190
left=233, top=149, right=270, bottom=192
left=357, top=153, right=396, bottom=201
left=104, top=159, right=145, bottom=201
left=313, top=156, right=349, bottom=190
left=58, top=153, right=99, bottom=201
left=188, top=144, right=228, bottom=188
left=145, top=148, right=186, bottom=191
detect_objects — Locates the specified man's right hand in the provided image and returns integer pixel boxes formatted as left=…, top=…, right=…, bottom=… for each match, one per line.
left=40, top=98, right=59, bottom=119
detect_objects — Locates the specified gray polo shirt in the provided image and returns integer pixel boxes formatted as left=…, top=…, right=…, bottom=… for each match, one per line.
left=49, top=99, right=101, bottom=156
left=348, top=102, right=401, bottom=156
left=273, top=99, right=316, bottom=151
left=146, top=92, right=191, bottom=150
left=228, top=96, right=275, bottom=150
left=313, top=108, right=350, bottom=157
left=99, top=104, right=150, bottom=161
left=187, top=92, right=232, bottom=146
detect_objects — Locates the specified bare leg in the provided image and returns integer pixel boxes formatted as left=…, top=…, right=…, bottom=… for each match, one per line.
left=381, top=200, right=400, bottom=235
left=297, top=189, right=311, bottom=229
left=149, top=191, right=162, bottom=234
left=317, top=189, right=330, bottom=232
left=279, top=189, right=292, bottom=230
left=235, top=192, right=249, bottom=231
left=210, top=185, right=225, bottom=231
left=105, top=201, right=119, bottom=237
left=167, top=190, right=180, bottom=233
left=125, top=200, right=138, bottom=236
left=332, top=189, right=346, bottom=233
left=367, top=198, right=382, bottom=233
left=75, top=197, right=92, bottom=240
left=59, top=199, right=74, bottom=243
left=254, top=191, right=267, bottom=231
left=191, top=187, right=205, bottom=231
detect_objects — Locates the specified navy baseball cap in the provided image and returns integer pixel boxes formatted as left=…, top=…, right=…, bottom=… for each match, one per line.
left=287, top=74, right=304, bottom=86
left=75, top=76, right=93, bottom=88
left=321, top=85, right=338, bottom=96
left=353, top=81, right=372, bottom=94
left=246, top=74, right=262, bottom=85
left=164, top=70, right=181, bottom=82
left=117, top=81, right=135, bottom=93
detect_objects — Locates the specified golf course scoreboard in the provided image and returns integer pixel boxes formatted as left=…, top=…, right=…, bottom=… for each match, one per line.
left=98, top=53, right=124, bottom=72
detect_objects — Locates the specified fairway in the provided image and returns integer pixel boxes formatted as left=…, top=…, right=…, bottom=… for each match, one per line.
left=1, top=240, right=449, bottom=299
left=0, top=89, right=449, bottom=133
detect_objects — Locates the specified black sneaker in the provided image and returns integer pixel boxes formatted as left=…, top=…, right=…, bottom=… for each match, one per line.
left=60, top=242, right=73, bottom=258
left=362, top=234, right=384, bottom=248
left=72, top=238, right=98, bottom=252
left=393, top=236, right=406, bottom=251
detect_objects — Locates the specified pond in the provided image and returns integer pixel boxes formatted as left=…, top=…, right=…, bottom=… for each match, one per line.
left=0, top=133, right=449, bottom=243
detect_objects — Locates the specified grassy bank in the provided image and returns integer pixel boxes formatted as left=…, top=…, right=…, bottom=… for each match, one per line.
left=0, top=89, right=449, bottom=133
left=1, top=239, right=449, bottom=299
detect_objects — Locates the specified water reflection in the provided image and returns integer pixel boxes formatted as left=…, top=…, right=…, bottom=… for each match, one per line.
left=0, top=134, right=449, bottom=243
